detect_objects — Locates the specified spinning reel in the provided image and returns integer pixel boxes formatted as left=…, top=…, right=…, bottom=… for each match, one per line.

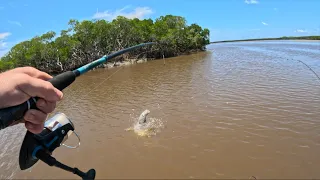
left=19, top=112, right=96, bottom=180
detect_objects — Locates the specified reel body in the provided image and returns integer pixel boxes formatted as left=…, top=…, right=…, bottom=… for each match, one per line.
left=19, top=112, right=95, bottom=179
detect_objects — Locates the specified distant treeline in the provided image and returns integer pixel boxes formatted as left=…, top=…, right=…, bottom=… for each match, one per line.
left=0, top=15, right=210, bottom=73
left=211, top=36, right=320, bottom=43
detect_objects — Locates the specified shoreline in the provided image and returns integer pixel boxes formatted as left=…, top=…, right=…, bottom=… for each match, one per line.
left=101, top=58, right=149, bottom=69
left=211, top=39, right=320, bottom=44
left=39, top=49, right=206, bottom=75
left=290, top=40, right=320, bottom=42
left=91, top=49, right=206, bottom=71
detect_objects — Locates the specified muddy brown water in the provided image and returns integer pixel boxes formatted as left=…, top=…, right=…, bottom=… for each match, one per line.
left=0, top=41, right=320, bottom=179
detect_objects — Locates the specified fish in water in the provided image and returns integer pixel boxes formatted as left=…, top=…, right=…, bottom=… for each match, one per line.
left=126, top=109, right=157, bottom=137
left=138, top=109, right=150, bottom=124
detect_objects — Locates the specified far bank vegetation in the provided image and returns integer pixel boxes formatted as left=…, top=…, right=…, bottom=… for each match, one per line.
left=0, top=15, right=210, bottom=73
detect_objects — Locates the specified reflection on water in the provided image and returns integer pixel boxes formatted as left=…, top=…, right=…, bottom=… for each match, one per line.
left=0, top=41, right=319, bottom=179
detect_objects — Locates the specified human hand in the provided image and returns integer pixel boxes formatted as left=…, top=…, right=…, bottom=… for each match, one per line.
left=0, top=67, right=63, bottom=134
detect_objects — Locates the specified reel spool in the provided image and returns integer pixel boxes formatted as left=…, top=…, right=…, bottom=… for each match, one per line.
left=19, top=112, right=96, bottom=180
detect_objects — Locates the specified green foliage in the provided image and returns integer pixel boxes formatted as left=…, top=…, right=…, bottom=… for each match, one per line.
left=0, top=15, right=210, bottom=73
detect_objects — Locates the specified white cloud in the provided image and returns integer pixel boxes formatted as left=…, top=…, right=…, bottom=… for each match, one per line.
left=93, top=6, right=153, bottom=20
left=8, top=20, right=22, bottom=27
left=245, top=0, right=259, bottom=4
left=295, top=29, right=308, bottom=33
left=262, top=22, right=268, bottom=26
left=0, top=32, right=11, bottom=40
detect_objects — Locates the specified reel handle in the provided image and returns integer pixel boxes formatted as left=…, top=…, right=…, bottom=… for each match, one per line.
left=0, top=71, right=76, bottom=130
left=75, top=168, right=96, bottom=180
left=36, top=149, right=95, bottom=180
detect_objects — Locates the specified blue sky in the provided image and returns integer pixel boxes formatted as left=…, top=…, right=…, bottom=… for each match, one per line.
left=0, top=0, right=319, bottom=57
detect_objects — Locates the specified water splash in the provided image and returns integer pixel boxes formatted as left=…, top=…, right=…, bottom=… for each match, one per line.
left=126, top=111, right=164, bottom=137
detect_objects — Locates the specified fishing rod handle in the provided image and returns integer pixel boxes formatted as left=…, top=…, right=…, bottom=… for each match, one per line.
left=0, top=71, right=76, bottom=130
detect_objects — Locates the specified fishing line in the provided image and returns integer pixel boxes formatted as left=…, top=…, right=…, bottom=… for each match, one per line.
left=54, top=66, right=125, bottom=112
left=85, top=66, right=124, bottom=95
left=263, top=52, right=320, bottom=84
left=54, top=44, right=163, bottom=116
left=54, top=44, right=156, bottom=111
left=146, top=53, right=212, bottom=118
left=151, top=52, right=320, bottom=116
left=55, top=47, right=320, bottom=126
left=278, top=56, right=320, bottom=84
left=295, top=59, right=320, bottom=82
left=221, top=44, right=320, bottom=84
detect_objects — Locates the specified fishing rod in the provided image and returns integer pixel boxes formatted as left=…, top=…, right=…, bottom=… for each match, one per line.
left=0, top=42, right=155, bottom=180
